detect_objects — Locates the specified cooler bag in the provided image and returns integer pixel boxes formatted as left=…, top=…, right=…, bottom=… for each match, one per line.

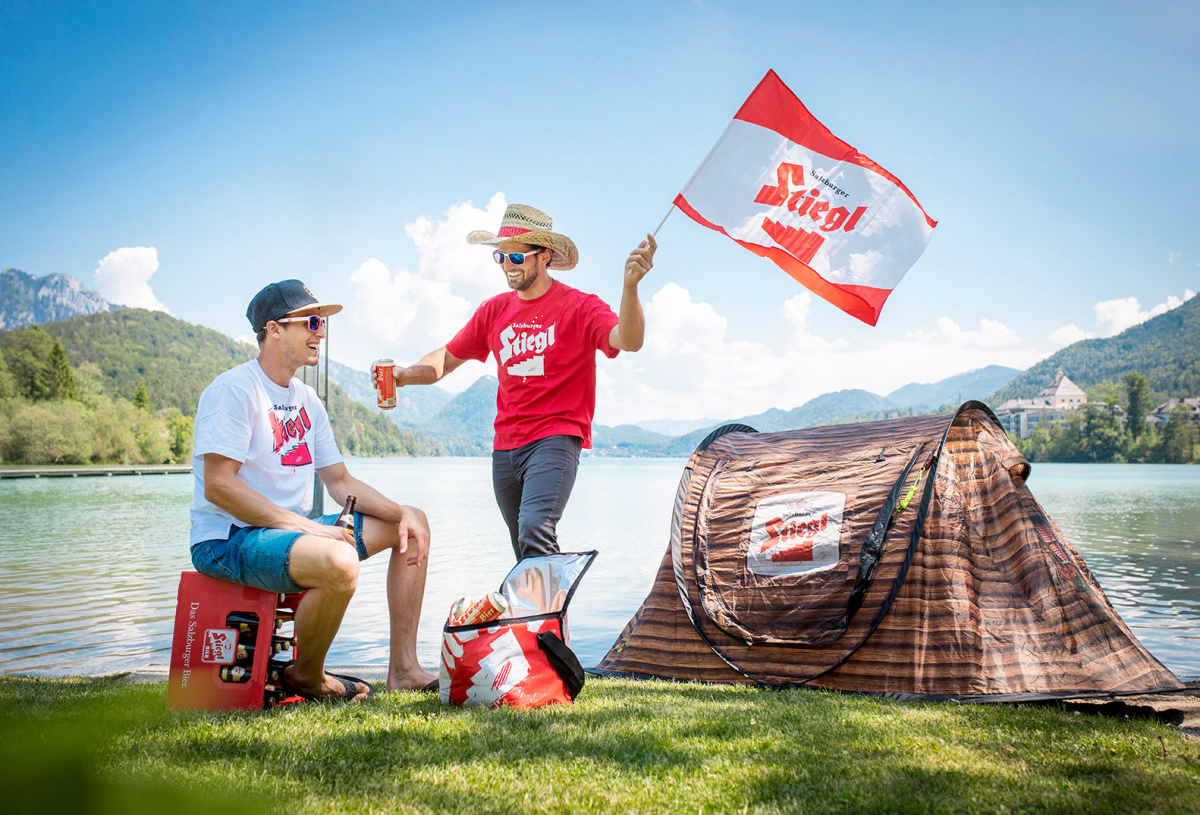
left=440, top=551, right=596, bottom=709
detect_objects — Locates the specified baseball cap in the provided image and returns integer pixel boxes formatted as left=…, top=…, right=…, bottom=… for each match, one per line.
left=246, top=279, right=343, bottom=332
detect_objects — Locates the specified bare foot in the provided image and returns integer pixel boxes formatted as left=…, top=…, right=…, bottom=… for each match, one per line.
left=386, top=666, right=438, bottom=692
left=283, top=664, right=370, bottom=701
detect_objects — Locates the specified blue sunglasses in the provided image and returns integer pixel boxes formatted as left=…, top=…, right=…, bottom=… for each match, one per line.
left=493, top=248, right=542, bottom=265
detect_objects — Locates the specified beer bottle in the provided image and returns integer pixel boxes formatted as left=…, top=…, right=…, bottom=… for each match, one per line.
left=266, top=659, right=291, bottom=684
left=263, top=684, right=286, bottom=708
left=271, top=636, right=296, bottom=656
left=235, top=642, right=256, bottom=663
left=225, top=612, right=259, bottom=634
left=219, top=665, right=251, bottom=683
left=273, top=610, right=295, bottom=630
left=334, top=495, right=357, bottom=540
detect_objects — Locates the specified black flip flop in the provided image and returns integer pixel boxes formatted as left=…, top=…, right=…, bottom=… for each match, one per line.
left=327, top=673, right=375, bottom=700
left=282, top=669, right=374, bottom=702
left=420, top=678, right=439, bottom=693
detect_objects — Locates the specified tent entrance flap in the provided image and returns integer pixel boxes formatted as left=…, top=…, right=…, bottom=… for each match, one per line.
left=689, top=443, right=925, bottom=647
left=596, top=403, right=1184, bottom=701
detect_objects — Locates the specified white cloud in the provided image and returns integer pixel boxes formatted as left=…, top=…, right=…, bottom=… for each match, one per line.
left=93, top=247, right=168, bottom=311
left=404, top=193, right=509, bottom=298
left=1093, top=289, right=1196, bottom=337
left=593, top=288, right=1040, bottom=426
left=326, top=198, right=1046, bottom=424
left=901, top=316, right=1020, bottom=348
left=1048, top=323, right=1092, bottom=347
left=782, top=292, right=848, bottom=351
left=332, top=196, right=512, bottom=385
left=1167, top=251, right=1181, bottom=264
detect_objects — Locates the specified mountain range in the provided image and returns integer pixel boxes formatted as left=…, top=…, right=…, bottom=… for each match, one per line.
left=321, top=362, right=1021, bottom=457
left=1, top=268, right=116, bottom=330
left=5, top=268, right=1196, bottom=457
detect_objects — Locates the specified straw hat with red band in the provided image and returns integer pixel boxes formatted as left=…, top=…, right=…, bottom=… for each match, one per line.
left=466, top=204, right=579, bottom=271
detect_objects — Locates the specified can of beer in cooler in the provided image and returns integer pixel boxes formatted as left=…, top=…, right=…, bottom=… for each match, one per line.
left=447, top=597, right=467, bottom=625
left=374, top=359, right=397, bottom=409
left=452, top=592, right=508, bottom=626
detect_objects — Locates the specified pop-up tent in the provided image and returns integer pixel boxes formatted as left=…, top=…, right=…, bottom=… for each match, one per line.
left=595, top=402, right=1183, bottom=701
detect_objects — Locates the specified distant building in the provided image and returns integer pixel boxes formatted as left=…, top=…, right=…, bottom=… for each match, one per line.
left=994, top=371, right=1087, bottom=439
left=1147, top=398, right=1200, bottom=430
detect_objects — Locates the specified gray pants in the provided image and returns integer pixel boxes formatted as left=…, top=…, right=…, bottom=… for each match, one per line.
left=492, top=435, right=582, bottom=561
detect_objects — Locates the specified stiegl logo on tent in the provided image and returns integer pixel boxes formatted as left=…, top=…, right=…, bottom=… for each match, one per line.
left=747, top=492, right=845, bottom=577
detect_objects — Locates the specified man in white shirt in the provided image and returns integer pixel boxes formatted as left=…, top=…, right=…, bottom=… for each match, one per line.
left=190, top=279, right=435, bottom=700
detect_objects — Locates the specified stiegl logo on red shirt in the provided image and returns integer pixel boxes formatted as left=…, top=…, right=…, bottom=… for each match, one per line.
left=747, top=491, right=845, bottom=577
left=499, top=322, right=556, bottom=377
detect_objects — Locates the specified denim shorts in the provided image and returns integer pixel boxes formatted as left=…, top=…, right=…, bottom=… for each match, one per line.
left=191, top=511, right=366, bottom=594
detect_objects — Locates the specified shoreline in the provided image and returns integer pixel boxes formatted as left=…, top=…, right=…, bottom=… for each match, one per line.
left=0, top=465, right=191, bottom=478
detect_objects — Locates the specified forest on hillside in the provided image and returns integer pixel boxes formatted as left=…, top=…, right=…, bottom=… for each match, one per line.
left=991, top=294, right=1200, bottom=403
left=0, top=311, right=418, bottom=464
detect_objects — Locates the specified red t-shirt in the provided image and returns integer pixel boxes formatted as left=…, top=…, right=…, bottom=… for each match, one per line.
left=447, top=280, right=620, bottom=450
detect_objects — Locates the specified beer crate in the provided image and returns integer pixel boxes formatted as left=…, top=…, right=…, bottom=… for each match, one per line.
left=166, top=571, right=299, bottom=711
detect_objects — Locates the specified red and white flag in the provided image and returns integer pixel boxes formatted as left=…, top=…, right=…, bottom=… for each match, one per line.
left=675, top=70, right=937, bottom=326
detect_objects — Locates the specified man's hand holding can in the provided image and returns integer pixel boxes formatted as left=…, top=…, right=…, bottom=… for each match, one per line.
left=373, top=359, right=397, bottom=409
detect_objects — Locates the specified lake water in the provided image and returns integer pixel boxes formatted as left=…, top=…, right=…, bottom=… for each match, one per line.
left=0, top=460, right=1197, bottom=680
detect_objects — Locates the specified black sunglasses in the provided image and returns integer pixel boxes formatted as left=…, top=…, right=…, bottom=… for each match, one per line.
left=493, top=249, right=542, bottom=265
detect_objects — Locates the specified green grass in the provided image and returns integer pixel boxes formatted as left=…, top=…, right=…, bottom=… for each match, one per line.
left=2, top=676, right=1197, bottom=814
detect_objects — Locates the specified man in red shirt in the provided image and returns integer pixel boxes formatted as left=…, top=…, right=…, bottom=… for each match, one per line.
left=383, top=204, right=655, bottom=560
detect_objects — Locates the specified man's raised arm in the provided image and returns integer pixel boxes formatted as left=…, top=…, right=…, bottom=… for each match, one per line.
left=610, top=233, right=656, bottom=352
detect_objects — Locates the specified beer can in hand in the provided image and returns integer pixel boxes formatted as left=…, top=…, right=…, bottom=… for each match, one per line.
left=374, top=359, right=397, bottom=409
left=451, top=592, right=508, bottom=626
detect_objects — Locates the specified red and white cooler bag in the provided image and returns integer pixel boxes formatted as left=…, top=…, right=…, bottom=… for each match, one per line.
left=440, top=551, right=595, bottom=709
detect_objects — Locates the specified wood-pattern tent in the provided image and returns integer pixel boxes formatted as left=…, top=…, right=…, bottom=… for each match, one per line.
left=595, top=402, right=1182, bottom=701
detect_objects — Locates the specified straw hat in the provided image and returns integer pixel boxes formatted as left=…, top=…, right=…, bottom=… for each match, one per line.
left=466, top=204, right=578, bottom=271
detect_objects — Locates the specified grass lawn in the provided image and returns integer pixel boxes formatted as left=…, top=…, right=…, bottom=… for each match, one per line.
left=2, top=675, right=1198, bottom=814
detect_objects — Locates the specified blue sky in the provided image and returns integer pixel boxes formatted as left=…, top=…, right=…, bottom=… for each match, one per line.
left=2, top=1, right=1197, bottom=424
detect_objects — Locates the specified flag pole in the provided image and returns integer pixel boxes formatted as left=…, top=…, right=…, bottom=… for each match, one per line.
left=651, top=203, right=675, bottom=239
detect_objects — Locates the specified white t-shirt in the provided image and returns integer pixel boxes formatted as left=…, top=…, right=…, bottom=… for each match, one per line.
left=189, top=359, right=343, bottom=546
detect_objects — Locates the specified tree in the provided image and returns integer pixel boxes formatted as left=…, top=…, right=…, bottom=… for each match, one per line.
left=1089, top=380, right=1123, bottom=417
left=1016, top=422, right=1052, bottom=462
left=1081, top=403, right=1127, bottom=462
left=0, top=356, right=16, bottom=399
left=133, top=380, right=150, bottom=410
left=0, top=326, right=57, bottom=400
left=162, top=408, right=194, bottom=463
left=1046, top=413, right=1085, bottom=462
left=1123, top=372, right=1151, bottom=440
left=1159, top=405, right=1198, bottom=464
left=3, top=400, right=94, bottom=464
left=46, top=339, right=78, bottom=400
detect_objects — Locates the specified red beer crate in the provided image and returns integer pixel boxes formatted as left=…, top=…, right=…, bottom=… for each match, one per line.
left=166, top=571, right=299, bottom=711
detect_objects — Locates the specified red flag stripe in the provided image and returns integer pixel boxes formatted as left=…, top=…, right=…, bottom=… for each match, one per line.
left=674, top=193, right=891, bottom=326
left=735, top=70, right=937, bottom=230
